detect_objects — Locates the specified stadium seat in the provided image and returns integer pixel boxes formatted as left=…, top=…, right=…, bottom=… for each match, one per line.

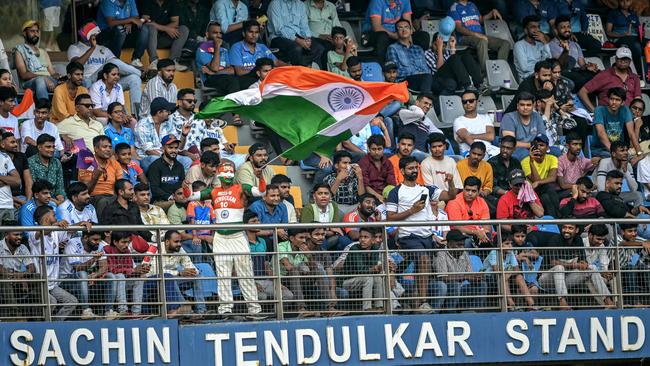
left=421, top=19, right=440, bottom=43
left=270, top=165, right=288, bottom=175
left=486, top=60, right=519, bottom=90
left=585, top=57, right=606, bottom=71
left=426, top=108, right=446, bottom=130
left=477, top=95, right=497, bottom=114
left=340, top=20, right=374, bottom=54
left=361, top=62, right=384, bottom=82
left=484, top=19, right=515, bottom=48
left=500, top=94, right=514, bottom=110
left=609, top=56, right=638, bottom=75
left=439, top=95, right=464, bottom=128
left=642, top=93, right=650, bottom=117
left=290, top=186, right=303, bottom=209
left=537, top=216, right=560, bottom=234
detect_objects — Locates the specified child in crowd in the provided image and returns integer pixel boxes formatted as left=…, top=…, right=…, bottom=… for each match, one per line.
left=326, top=26, right=357, bottom=77
left=114, top=142, right=147, bottom=186
left=186, top=181, right=216, bottom=245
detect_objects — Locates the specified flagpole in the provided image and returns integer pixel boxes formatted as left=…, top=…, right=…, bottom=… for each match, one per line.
left=261, top=152, right=286, bottom=169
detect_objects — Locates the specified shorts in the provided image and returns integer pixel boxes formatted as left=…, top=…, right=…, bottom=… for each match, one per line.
left=42, top=6, right=61, bottom=31
left=398, top=234, right=433, bottom=260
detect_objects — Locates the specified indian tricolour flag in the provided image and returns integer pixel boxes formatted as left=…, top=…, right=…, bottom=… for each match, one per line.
left=196, top=66, right=409, bottom=160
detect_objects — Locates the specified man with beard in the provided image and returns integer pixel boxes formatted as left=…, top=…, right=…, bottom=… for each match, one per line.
left=78, top=136, right=123, bottom=210
left=147, top=135, right=185, bottom=211
left=184, top=163, right=266, bottom=320
left=593, top=140, right=643, bottom=208
left=56, top=181, right=98, bottom=228
left=398, top=94, right=442, bottom=162
left=456, top=142, right=494, bottom=199
left=59, top=229, right=106, bottom=319
left=57, top=94, right=105, bottom=154
left=559, top=176, right=605, bottom=218
left=1, top=132, right=32, bottom=206
left=496, top=169, right=544, bottom=231
left=343, top=193, right=379, bottom=242
left=195, top=22, right=240, bottom=98
left=249, top=184, right=290, bottom=243
left=389, top=133, right=425, bottom=185
left=529, top=223, right=615, bottom=309
left=387, top=156, right=455, bottom=313
left=323, top=150, right=364, bottom=214
left=504, top=60, right=554, bottom=113
left=596, top=170, right=650, bottom=218
left=548, top=15, right=599, bottom=91
left=234, top=143, right=275, bottom=200
left=100, top=179, right=153, bottom=242
left=446, top=176, right=492, bottom=244
left=51, top=61, right=89, bottom=123
left=0, top=135, right=20, bottom=222
left=27, top=134, right=66, bottom=204
left=141, top=59, right=178, bottom=118
left=453, top=89, right=498, bottom=158
left=488, top=135, right=522, bottom=200
left=14, top=20, right=61, bottom=100
left=557, top=133, right=599, bottom=190
left=0, top=223, right=38, bottom=319
left=513, top=15, right=551, bottom=80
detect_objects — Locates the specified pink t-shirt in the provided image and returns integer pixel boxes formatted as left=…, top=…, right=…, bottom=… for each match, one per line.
left=557, top=154, right=594, bottom=185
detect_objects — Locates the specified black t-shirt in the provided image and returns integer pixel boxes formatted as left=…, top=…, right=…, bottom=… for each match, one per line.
left=595, top=191, right=629, bottom=218
left=146, top=157, right=185, bottom=202
left=142, top=0, right=179, bottom=25
left=10, top=151, right=28, bottom=196
left=525, top=231, right=586, bottom=270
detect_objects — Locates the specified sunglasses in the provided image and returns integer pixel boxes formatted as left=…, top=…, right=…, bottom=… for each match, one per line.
left=462, top=99, right=476, bottom=104
left=181, top=99, right=197, bottom=104
left=78, top=103, right=95, bottom=108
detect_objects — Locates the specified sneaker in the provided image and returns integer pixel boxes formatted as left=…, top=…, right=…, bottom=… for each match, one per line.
left=81, top=308, right=96, bottom=319
left=148, top=59, right=158, bottom=71
left=131, top=59, right=144, bottom=68
left=174, top=60, right=188, bottom=72
left=104, top=309, right=119, bottom=320
left=417, top=303, right=435, bottom=314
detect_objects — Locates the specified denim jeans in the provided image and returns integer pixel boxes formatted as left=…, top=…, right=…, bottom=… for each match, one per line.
left=105, top=272, right=144, bottom=314
left=444, top=280, right=487, bottom=310
left=144, top=273, right=207, bottom=313
left=22, top=76, right=56, bottom=100
left=98, top=25, right=148, bottom=60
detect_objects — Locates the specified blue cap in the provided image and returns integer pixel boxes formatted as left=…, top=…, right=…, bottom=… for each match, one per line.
left=439, top=16, right=456, bottom=42
left=161, top=134, right=179, bottom=146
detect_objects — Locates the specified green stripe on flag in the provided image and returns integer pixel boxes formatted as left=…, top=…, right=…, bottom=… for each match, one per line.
left=197, top=95, right=351, bottom=160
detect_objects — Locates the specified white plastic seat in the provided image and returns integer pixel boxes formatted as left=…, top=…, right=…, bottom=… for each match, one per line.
left=438, top=95, right=464, bottom=128
left=486, top=60, right=519, bottom=90
left=484, top=19, right=515, bottom=47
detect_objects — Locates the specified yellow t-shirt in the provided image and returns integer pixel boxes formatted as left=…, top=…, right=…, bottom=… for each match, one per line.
left=57, top=115, right=105, bottom=153
left=522, top=154, right=558, bottom=180
left=456, top=159, right=494, bottom=192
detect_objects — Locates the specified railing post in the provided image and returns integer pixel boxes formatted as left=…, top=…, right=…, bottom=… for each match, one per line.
left=40, top=229, right=51, bottom=321
left=613, top=223, right=624, bottom=309
left=382, top=225, right=392, bottom=315
left=156, top=228, right=167, bottom=319
left=496, top=223, right=507, bottom=312
left=273, top=227, right=284, bottom=320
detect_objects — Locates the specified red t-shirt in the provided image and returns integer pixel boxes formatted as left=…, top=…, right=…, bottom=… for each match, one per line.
left=496, top=190, right=541, bottom=220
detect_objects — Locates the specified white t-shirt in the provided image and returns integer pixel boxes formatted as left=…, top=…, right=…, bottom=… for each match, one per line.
left=385, top=183, right=441, bottom=238
left=56, top=200, right=98, bottom=225
left=421, top=156, right=464, bottom=191
left=0, top=113, right=20, bottom=139
left=67, top=43, right=117, bottom=79
left=20, top=119, right=64, bottom=152
left=0, top=152, right=16, bottom=209
left=90, top=80, right=125, bottom=112
left=60, top=237, right=101, bottom=277
left=453, top=114, right=494, bottom=153
left=28, top=230, right=69, bottom=289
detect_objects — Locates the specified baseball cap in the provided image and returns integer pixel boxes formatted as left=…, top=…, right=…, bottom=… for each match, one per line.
left=533, top=133, right=549, bottom=145
left=439, top=16, right=456, bottom=42
left=382, top=61, right=397, bottom=72
left=22, top=20, right=39, bottom=31
left=446, top=229, right=468, bottom=243
left=509, top=169, right=526, bottom=185
left=161, top=134, right=179, bottom=146
left=217, top=164, right=235, bottom=178
left=149, top=97, right=176, bottom=115
left=615, top=47, right=632, bottom=60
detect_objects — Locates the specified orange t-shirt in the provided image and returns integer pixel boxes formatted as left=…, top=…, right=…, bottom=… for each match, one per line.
left=388, top=154, right=425, bottom=186
left=445, top=194, right=490, bottom=230
left=51, top=84, right=89, bottom=123
left=77, top=158, right=123, bottom=196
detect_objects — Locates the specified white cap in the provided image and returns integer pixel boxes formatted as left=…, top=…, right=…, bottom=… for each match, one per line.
left=615, top=47, right=632, bottom=60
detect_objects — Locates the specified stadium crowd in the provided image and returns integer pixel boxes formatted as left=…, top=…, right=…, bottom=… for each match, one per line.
left=0, top=0, right=649, bottom=320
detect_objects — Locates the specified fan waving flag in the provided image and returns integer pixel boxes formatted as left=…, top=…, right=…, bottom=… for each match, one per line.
left=196, top=66, right=409, bottom=161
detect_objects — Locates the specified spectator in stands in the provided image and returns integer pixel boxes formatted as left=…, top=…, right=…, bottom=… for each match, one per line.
left=305, top=0, right=341, bottom=64
left=0, top=223, right=38, bottom=319
left=596, top=170, right=649, bottom=218
left=270, top=174, right=298, bottom=223
left=556, top=0, right=602, bottom=56
left=456, top=142, right=494, bottom=198
left=29, top=205, right=79, bottom=319
left=249, top=183, right=290, bottom=241
left=100, top=230, right=146, bottom=317
left=14, top=20, right=60, bottom=100
left=426, top=30, right=485, bottom=93
left=446, top=176, right=492, bottom=245
left=387, top=19, right=436, bottom=95
left=453, top=89, right=498, bottom=158
left=234, top=143, right=275, bottom=195
left=195, top=21, right=241, bottom=102
left=594, top=140, right=643, bottom=207
left=514, top=16, right=551, bottom=80
left=186, top=151, right=221, bottom=189
left=344, top=56, right=364, bottom=82
left=300, top=182, right=343, bottom=228
left=1, top=132, right=32, bottom=205
left=143, top=230, right=207, bottom=316
left=448, top=0, right=510, bottom=75
left=632, top=98, right=650, bottom=149
left=326, top=26, right=357, bottom=77
left=114, top=142, right=147, bottom=186
left=533, top=223, right=615, bottom=309
left=89, top=63, right=125, bottom=122
left=548, top=15, right=599, bottom=92
left=364, top=0, right=422, bottom=64
left=0, top=140, right=19, bottom=221
left=135, top=182, right=171, bottom=244
left=169, top=89, right=202, bottom=162
left=534, top=88, right=576, bottom=151
left=559, top=176, right=605, bottom=218
left=21, top=99, right=63, bottom=157
left=590, top=87, right=640, bottom=157
left=19, top=180, right=61, bottom=227
left=489, top=135, right=523, bottom=205
left=397, top=94, right=442, bottom=162
left=324, top=150, right=365, bottom=214
left=140, top=0, right=189, bottom=71
left=141, top=59, right=178, bottom=118
left=51, top=61, right=88, bottom=123
left=230, top=20, right=279, bottom=87
left=68, top=21, right=142, bottom=116
left=100, top=179, right=153, bottom=242
left=548, top=58, right=574, bottom=107
left=198, top=119, right=246, bottom=168
left=605, top=0, right=643, bottom=75
left=57, top=94, right=105, bottom=154
left=501, top=91, right=547, bottom=160
left=342, top=193, right=379, bottom=242
left=267, top=0, right=324, bottom=68
left=135, top=97, right=177, bottom=171
left=167, top=186, right=188, bottom=225
left=521, top=134, right=560, bottom=217
left=358, top=134, right=396, bottom=203
left=104, top=102, right=136, bottom=154
left=386, top=156, right=454, bottom=312
left=557, top=133, right=599, bottom=190
left=185, top=181, right=215, bottom=246
left=388, top=133, right=425, bottom=185
left=56, top=182, right=98, bottom=227
left=436, top=229, right=487, bottom=310
left=496, top=169, right=544, bottom=231
left=77, top=135, right=123, bottom=209
left=339, top=227, right=386, bottom=312
left=505, top=60, right=554, bottom=113
left=95, top=0, right=147, bottom=62
left=179, top=0, right=211, bottom=52
left=617, top=223, right=650, bottom=305
left=210, top=0, right=249, bottom=45
left=59, top=229, right=105, bottom=319
left=578, top=47, right=641, bottom=113
left=27, top=135, right=66, bottom=204
left=514, top=0, right=557, bottom=35
left=422, top=133, right=463, bottom=193
left=147, top=135, right=186, bottom=210
left=0, top=87, right=19, bottom=139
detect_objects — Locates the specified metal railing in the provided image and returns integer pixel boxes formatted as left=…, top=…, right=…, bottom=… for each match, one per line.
left=1, top=218, right=649, bottom=321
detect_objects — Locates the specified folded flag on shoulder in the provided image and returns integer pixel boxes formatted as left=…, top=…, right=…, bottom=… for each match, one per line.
left=196, top=66, right=409, bottom=161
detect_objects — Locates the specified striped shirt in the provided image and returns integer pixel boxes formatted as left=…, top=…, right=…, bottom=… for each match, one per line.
left=140, top=75, right=177, bottom=117
left=424, top=48, right=451, bottom=75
